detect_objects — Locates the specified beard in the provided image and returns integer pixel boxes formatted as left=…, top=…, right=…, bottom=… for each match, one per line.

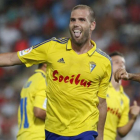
left=69, top=27, right=90, bottom=46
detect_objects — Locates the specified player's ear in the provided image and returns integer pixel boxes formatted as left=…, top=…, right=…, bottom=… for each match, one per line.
left=44, top=64, right=47, bottom=68
left=90, top=21, right=96, bottom=31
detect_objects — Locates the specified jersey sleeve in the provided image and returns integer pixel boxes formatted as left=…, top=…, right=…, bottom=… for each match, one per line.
left=33, top=77, right=47, bottom=111
left=17, top=38, right=53, bottom=67
left=117, top=96, right=130, bottom=127
left=98, top=60, right=112, bottom=98
left=34, top=90, right=47, bottom=111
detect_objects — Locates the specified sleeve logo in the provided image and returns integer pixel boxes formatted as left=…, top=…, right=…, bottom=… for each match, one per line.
left=19, top=47, right=32, bottom=56
left=43, top=98, right=47, bottom=109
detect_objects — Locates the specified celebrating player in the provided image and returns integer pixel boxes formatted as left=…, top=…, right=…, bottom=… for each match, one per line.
left=104, top=52, right=140, bottom=140
left=0, top=5, right=112, bottom=140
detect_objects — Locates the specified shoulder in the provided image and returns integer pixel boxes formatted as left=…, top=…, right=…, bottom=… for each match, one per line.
left=33, top=37, right=69, bottom=49
left=95, top=48, right=112, bottom=72
left=120, top=85, right=130, bottom=101
left=45, top=37, right=69, bottom=45
left=95, top=48, right=111, bottom=63
left=122, top=91, right=130, bottom=106
left=33, top=72, right=46, bottom=88
left=52, top=37, right=69, bottom=44
left=123, top=92, right=130, bottom=100
left=34, top=70, right=46, bottom=79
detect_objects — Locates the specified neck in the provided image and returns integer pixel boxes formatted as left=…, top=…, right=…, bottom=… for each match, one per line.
left=40, top=65, right=46, bottom=73
left=111, top=76, right=121, bottom=91
left=71, top=39, right=92, bottom=54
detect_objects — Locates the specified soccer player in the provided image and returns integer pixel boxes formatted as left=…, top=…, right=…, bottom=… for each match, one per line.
left=0, top=5, right=112, bottom=140
left=115, top=68, right=140, bottom=83
left=17, top=63, right=47, bottom=140
left=104, top=52, right=140, bottom=140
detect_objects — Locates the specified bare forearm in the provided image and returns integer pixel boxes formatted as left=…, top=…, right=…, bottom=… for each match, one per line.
left=128, top=73, right=140, bottom=83
left=34, top=107, right=46, bottom=120
left=97, top=100, right=107, bottom=140
left=118, top=118, right=136, bottom=137
left=36, top=113, right=46, bottom=120
left=118, top=101, right=140, bottom=137
left=0, top=52, right=22, bottom=66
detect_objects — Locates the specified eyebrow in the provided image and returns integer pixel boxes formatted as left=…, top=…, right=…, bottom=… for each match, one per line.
left=70, top=17, right=86, bottom=20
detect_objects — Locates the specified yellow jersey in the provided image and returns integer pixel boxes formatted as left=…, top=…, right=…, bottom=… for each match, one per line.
left=17, top=69, right=47, bottom=140
left=104, top=83, right=130, bottom=140
left=17, top=37, right=112, bottom=136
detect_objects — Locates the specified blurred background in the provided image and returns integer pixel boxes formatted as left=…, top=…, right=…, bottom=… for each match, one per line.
left=0, top=0, right=140, bottom=140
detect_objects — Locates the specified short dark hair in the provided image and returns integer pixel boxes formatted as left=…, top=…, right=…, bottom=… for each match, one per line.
left=72, top=5, right=95, bottom=22
left=38, top=63, right=44, bottom=68
left=109, top=51, right=124, bottom=58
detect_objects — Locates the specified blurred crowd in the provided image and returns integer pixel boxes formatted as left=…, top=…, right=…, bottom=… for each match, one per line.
left=0, top=0, right=140, bottom=140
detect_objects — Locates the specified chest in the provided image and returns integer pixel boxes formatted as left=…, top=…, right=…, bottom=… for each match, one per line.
left=106, top=91, right=125, bottom=115
left=47, top=50, right=106, bottom=85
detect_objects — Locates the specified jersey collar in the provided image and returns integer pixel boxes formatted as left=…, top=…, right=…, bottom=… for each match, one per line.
left=35, top=69, right=46, bottom=76
left=109, top=82, right=124, bottom=94
left=66, top=39, right=96, bottom=56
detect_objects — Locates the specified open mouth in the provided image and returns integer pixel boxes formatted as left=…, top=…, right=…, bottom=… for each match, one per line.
left=73, top=30, right=81, bottom=38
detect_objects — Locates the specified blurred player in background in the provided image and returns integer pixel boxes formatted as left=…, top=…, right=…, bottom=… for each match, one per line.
left=17, top=63, right=47, bottom=140
left=0, top=5, right=112, bottom=140
left=104, top=52, right=140, bottom=140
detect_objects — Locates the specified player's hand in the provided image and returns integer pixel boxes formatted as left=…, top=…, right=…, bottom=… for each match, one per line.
left=114, top=68, right=129, bottom=83
left=130, top=101, right=140, bottom=120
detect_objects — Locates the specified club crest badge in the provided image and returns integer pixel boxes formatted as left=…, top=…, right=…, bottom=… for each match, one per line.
left=89, top=62, right=96, bottom=72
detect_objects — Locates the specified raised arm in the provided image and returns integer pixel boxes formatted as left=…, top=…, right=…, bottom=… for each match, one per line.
left=114, top=68, right=140, bottom=83
left=128, top=73, right=140, bottom=83
left=114, top=68, right=129, bottom=82
left=0, top=52, right=22, bottom=66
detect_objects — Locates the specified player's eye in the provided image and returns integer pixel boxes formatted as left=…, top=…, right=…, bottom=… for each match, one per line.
left=70, top=18, right=75, bottom=22
left=79, top=18, right=85, bottom=21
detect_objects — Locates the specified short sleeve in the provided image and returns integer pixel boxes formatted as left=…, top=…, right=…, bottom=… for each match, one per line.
left=118, top=97, right=130, bottom=127
left=17, top=38, right=53, bottom=67
left=98, top=60, right=112, bottom=98
left=33, top=74, right=47, bottom=110
left=34, top=90, right=47, bottom=111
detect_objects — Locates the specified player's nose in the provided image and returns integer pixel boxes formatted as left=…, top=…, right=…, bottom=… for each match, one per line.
left=73, top=19, right=80, bottom=26
left=119, top=63, right=125, bottom=69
